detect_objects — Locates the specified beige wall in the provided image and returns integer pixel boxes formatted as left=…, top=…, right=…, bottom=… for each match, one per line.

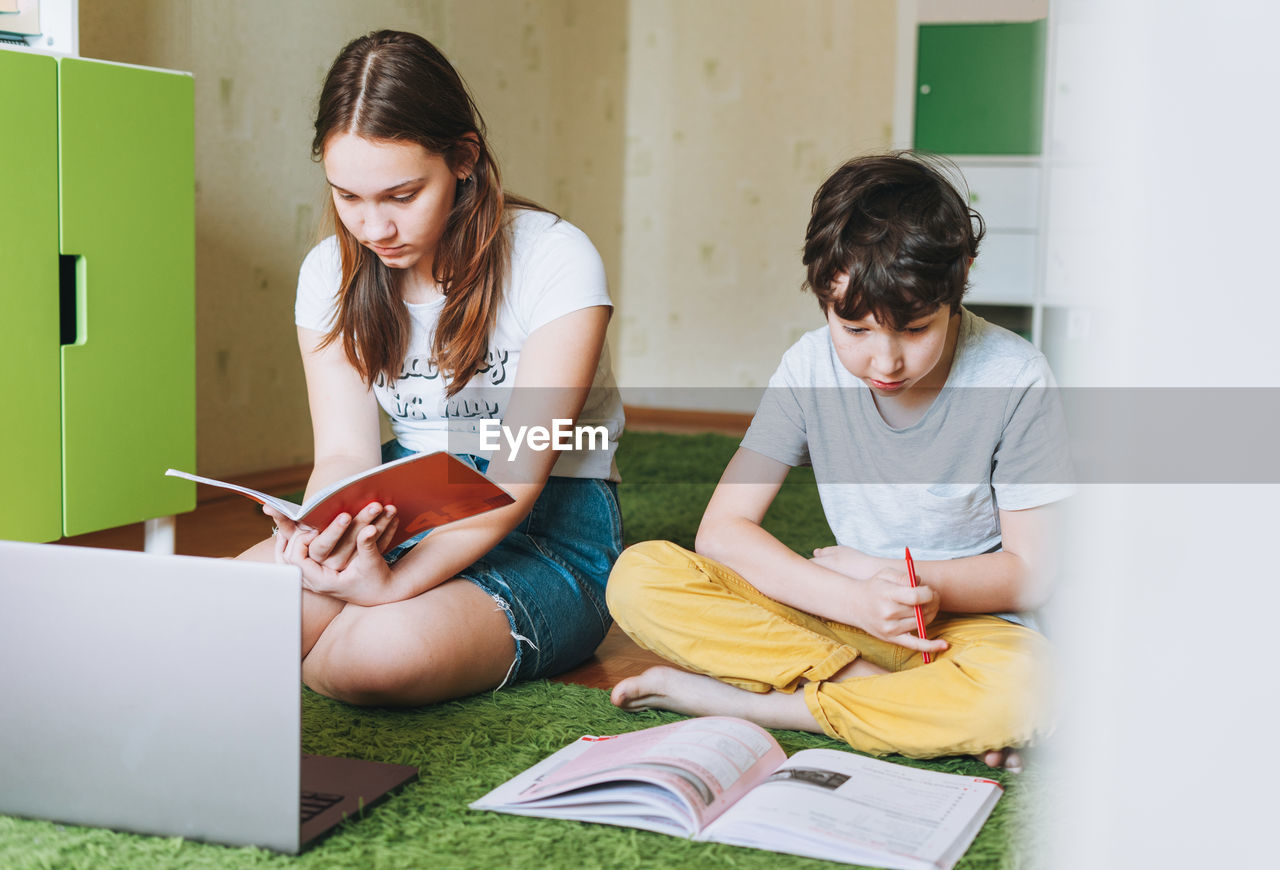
left=78, top=0, right=897, bottom=476
left=614, top=0, right=896, bottom=407
left=916, top=0, right=1047, bottom=21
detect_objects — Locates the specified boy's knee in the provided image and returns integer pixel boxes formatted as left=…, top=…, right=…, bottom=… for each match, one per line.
left=949, top=629, right=1053, bottom=747
left=614, top=539, right=695, bottom=572
left=970, top=625, right=1050, bottom=691
left=605, top=540, right=695, bottom=617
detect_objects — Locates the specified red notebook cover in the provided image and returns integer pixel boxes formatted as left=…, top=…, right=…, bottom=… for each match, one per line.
left=297, top=452, right=513, bottom=548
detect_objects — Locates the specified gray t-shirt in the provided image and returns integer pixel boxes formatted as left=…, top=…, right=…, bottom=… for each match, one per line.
left=743, top=309, right=1074, bottom=565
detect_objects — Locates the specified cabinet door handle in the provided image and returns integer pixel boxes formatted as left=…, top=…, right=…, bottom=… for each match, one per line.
left=59, top=253, right=84, bottom=346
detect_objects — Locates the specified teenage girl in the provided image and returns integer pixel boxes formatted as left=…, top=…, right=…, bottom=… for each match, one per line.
left=240, top=30, right=623, bottom=707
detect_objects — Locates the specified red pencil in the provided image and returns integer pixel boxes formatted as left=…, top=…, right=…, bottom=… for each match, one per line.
left=905, top=547, right=931, bottom=664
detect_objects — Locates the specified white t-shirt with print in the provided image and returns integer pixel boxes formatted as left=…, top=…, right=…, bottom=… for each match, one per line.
left=295, top=209, right=622, bottom=480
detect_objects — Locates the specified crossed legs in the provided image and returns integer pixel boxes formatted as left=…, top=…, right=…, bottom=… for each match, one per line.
left=606, top=541, right=1051, bottom=765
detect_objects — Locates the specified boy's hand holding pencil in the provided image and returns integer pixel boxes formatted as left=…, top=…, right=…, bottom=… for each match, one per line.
left=811, top=544, right=947, bottom=656
left=867, top=567, right=946, bottom=656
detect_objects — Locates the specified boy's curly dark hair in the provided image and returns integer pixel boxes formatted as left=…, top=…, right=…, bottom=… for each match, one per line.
left=802, top=152, right=984, bottom=329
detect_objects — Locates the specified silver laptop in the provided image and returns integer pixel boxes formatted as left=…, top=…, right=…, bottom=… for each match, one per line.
left=0, top=540, right=418, bottom=853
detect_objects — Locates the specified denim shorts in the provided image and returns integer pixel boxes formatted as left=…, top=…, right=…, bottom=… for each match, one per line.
left=380, top=441, right=622, bottom=686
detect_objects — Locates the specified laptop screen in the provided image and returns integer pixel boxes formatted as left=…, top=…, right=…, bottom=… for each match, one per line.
left=0, top=542, right=305, bottom=851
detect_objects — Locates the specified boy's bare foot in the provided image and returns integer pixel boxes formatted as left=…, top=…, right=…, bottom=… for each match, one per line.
left=976, top=748, right=1023, bottom=773
left=611, top=666, right=818, bottom=732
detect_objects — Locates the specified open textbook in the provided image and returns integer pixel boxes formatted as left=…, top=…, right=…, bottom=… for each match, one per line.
left=166, top=451, right=513, bottom=549
left=470, top=716, right=1002, bottom=870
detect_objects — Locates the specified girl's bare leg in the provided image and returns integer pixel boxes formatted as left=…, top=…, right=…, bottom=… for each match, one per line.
left=302, top=578, right=515, bottom=706
left=241, top=536, right=515, bottom=703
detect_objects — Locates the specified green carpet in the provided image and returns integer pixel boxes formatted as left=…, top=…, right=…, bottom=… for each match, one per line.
left=616, top=430, right=836, bottom=554
left=0, top=681, right=1041, bottom=869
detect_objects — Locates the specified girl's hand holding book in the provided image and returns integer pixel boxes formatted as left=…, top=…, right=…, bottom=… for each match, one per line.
left=271, top=502, right=406, bottom=605
left=291, top=531, right=398, bottom=605
left=265, top=501, right=397, bottom=567
left=295, top=501, right=398, bottom=570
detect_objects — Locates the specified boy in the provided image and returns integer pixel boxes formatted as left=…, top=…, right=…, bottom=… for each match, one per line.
left=606, top=153, right=1073, bottom=769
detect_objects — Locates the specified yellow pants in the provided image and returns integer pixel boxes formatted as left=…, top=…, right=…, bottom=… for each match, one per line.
left=606, top=540, right=1053, bottom=758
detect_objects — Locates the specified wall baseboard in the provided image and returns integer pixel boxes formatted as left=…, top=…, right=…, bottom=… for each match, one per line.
left=622, top=405, right=751, bottom=436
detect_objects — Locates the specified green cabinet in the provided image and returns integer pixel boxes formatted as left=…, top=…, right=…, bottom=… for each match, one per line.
left=0, top=50, right=195, bottom=542
left=914, top=20, right=1047, bottom=156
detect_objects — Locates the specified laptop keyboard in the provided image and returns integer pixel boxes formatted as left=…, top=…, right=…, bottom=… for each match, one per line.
left=300, top=791, right=344, bottom=822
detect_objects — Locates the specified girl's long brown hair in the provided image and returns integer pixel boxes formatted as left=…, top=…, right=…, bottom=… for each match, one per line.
left=312, top=30, right=539, bottom=396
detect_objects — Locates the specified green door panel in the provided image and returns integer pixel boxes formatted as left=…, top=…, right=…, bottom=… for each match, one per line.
left=0, top=50, right=63, bottom=542
left=914, top=20, right=1047, bottom=155
left=58, top=58, right=196, bottom=535
left=0, top=50, right=62, bottom=539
